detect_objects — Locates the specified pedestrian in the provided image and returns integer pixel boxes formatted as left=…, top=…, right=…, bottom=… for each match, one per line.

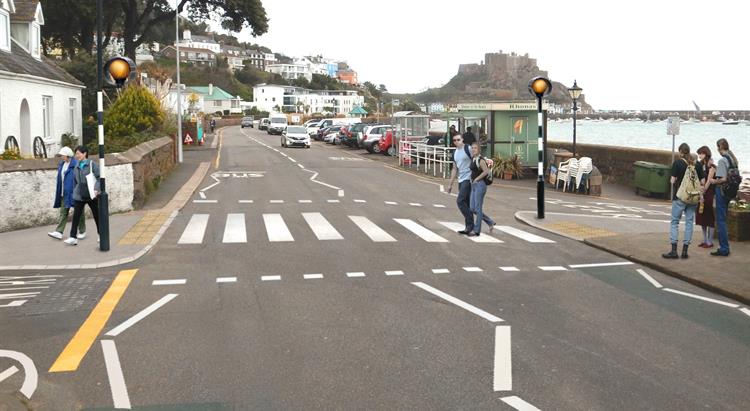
left=210, top=118, right=216, bottom=133
left=709, top=138, right=740, bottom=257
left=695, top=146, right=715, bottom=249
left=468, top=142, right=496, bottom=236
left=662, top=143, right=705, bottom=259
left=447, top=134, right=474, bottom=234
left=462, top=126, right=476, bottom=146
left=48, top=147, right=86, bottom=240
left=64, top=146, right=101, bottom=246
left=449, top=125, right=459, bottom=139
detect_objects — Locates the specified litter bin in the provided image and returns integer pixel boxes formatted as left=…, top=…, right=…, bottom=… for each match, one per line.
left=633, top=161, right=671, bottom=197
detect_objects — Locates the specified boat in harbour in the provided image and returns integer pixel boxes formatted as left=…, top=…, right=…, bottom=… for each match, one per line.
left=722, top=119, right=740, bottom=125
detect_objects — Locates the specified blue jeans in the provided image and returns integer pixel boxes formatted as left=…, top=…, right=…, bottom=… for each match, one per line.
left=470, top=181, right=495, bottom=233
left=670, top=199, right=696, bottom=245
left=715, top=186, right=730, bottom=254
left=457, top=180, right=474, bottom=230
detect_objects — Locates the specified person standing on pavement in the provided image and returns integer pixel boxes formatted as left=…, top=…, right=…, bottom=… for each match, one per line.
left=695, top=146, right=715, bottom=249
left=709, top=138, right=739, bottom=257
left=48, top=147, right=86, bottom=240
left=468, top=142, right=496, bottom=236
left=65, top=146, right=101, bottom=246
left=462, top=126, right=476, bottom=146
left=447, top=134, right=474, bottom=234
left=662, top=143, right=705, bottom=259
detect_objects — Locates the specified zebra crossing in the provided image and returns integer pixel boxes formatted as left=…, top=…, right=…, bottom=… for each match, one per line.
left=175, top=212, right=555, bottom=245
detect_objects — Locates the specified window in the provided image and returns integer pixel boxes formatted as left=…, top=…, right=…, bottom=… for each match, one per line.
left=42, top=96, right=52, bottom=139
left=68, top=98, right=77, bottom=133
left=0, top=10, right=9, bottom=52
left=213, top=100, right=221, bottom=107
left=30, top=23, right=40, bottom=58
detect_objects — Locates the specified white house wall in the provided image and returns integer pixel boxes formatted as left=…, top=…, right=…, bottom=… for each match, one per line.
left=0, top=75, right=83, bottom=156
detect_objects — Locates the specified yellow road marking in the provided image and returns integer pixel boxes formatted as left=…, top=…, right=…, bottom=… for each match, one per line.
left=214, top=129, right=223, bottom=169
left=49, top=269, right=137, bottom=373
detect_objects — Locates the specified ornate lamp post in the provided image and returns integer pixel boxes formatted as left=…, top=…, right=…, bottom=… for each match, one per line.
left=528, top=76, right=552, bottom=219
left=568, top=80, right=582, bottom=158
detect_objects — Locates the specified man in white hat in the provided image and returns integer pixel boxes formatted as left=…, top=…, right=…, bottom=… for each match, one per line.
left=48, top=146, right=86, bottom=240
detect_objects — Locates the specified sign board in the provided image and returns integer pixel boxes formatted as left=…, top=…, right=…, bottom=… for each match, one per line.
left=667, top=116, right=680, bottom=135
left=458, top=101, right=548, bottom=111
left=392, top=99, right=400, bottom=106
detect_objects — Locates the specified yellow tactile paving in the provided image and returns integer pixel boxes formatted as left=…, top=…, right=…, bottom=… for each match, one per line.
left=545, top=221, right=617, bottom=239
left=118, top=211, right=171, bottom=246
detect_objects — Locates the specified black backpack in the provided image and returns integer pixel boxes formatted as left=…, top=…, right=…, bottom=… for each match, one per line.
left=473, top=156, right=494, bottom=185
left=721, top=154, right=742, bottom=200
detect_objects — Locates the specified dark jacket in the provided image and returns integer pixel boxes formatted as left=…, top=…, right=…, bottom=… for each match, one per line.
left=53, top=159, right=79, bottom=208
left=72, top=160, right=101, bottom=202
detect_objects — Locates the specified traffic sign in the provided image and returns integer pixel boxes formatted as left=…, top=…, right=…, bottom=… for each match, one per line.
left=666, top=116, right=680, bottom=136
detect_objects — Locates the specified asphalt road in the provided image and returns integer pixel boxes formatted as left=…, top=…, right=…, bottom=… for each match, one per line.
left=2, top=126, right=749, bottom=410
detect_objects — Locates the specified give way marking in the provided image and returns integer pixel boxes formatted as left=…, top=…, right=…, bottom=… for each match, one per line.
left=0, top=350, right=38, bottom=399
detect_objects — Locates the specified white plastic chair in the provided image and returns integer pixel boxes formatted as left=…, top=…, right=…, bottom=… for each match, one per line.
left=556, top=158, right=579, bottom=191
left=575, top=157, right=593, bottom=191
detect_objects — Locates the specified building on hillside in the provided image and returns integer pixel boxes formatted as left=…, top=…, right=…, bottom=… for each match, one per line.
left=306, top=55, right=338, bottom=77
left=160, top=45, right=216, bottom=67
left=176, top=30, right=220, bottom=53
left=252, top=84, right=363, bottom=115
left=427, top=102, right=446, bottom=113
left=1, top=0, right=84, bottom=157
left=91, top=34, right=159, bottom=64
left=267, top=61, right=313, bottom=82
left=160, top=83, right=242, bottom=115
left=336, top=69, right=357, bottom=85
left=243, top=48, right=267, bottom=70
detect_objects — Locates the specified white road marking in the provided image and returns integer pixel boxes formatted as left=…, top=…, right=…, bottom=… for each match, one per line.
left=409, top=202, right=423, bottom=207
left=349, top=216, right=397, bottom=242
left=432, top=268, right=450, bottom=274
left=303, top=274, right=324, bottom=280
left=101, top=340, right=131, bottom=409
left=269, top=200, right=284, bottom=204
left=569, top=262, right=634, bottom=268
left=261, top=275, right=281, bottom=281
left=0, top=365, right=19, bottom=383
left=0, top=300, right=27, bottom=308
left=740, top=308, right=750, bottom=318
left=495, top=226, right=555, bottom=243
left=463, top=267, right=483, bottom=272
left=411, top=282, right=503, bottom=323
left=433, top=204, right=446, bottom=208
left=238, top=200, right=254, bottom=204
left=636, top=269, right=663, bottom=289
left=494, top=325, right=512, bottom=391
left=438, top=222, right=503, bottom=243
left=338, top=189, right=345, bottom=197
left=178, top=214, right=209, bottom=244
left=327, top=199, right=340, bottom=203
left=263, top=214, right=294, bottom=242
left=0, top=292, right=41, bottom=300
left=354, top=199, right=367, bottom=203
left=0, top=350, right=37, bottom=399
left=347, top=272, right=366, bottom=278
left=289, top=158, right=297, bottom=163
left=297, top=164, right=304, bottom=169
left=222, top=214, right=247, bottom=243
left=0, top=286, right=49, bottom=291
left=152, top=279, right=186, bottom=286
left=385, top=201, right=398, bottom=205
left=216, top=277, right=237, bottom=283
left=500, top=396, right=541, bottom=411
left=499, top=267, right=520, bottom=272
left=106, top=294, right=178, bottom=337
left=539, top=266, right=567, bottom=271
left=198, top=192, right=206, bottom=199
left=385, top=270, right=404, bottom=276
left=298, top=200, right=312, bottom=204
left=394, top=219, right=449, bottom=243
left=663, top=288, right=740, bottom=308
left=302, top=212, right=344, bottom=240
left=192, top=200, right=218, bottom=204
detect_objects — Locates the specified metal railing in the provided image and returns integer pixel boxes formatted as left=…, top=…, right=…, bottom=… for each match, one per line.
left=398, top=140, right=455, bottom=178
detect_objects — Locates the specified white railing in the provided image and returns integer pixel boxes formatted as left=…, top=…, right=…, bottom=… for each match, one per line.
left=398, top=140, right=455, bottom=178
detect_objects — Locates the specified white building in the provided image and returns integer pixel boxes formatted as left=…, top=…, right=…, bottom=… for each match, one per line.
left=252, top=84, right=363, bottom=115
left=162, top=84, right=242, bottom=116
left=176, top=30, right=220, bottom=54
left=1, top=0, right=83, bottom=157
left=267, top=61, right=312, bottom=81
left=94, top=35, right=159, bottom=64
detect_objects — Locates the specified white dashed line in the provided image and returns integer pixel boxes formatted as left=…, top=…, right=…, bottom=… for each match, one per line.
left=152, top=279, right=186, bottom=286
left=412, top=282, right=503, bottom=323
left=238, top=200, right=254, bottom=204
left=432, top=268, right=450, bottom=274
left=385, top=201, right=398, bottom=205
left=385, top=270, right=404, bottom=276
left=216, top=277, right=237, bottom=283
left=433, top=204, right=446, bottom=208
left=500, top=396, right=540, bottom=411
left=409, top=203, right=423, bottom=207
left=192, top=200, right=218, bottom=204
left=353, top=199, right=367, bottom=203
left=740, top=308, right=750, bottom=318
left=327, top=199, right=340, bottom=203
left=298, top=200, right=312, bottom=204
left=539, top=266, right=567, bottom=271
left=499, top=266, right=520, bottom=272
left=636, top=269, right=663, bottom=288
left=269, top=200, right=284, bottom=204
left=569, top=262, right=634, bottom=268
left=261, top=276, right=281, bottom=282
left=303, top=274, right=324, bottom=280
left=346, top=272, right=366, bottom=278
left=463, top=267, right=483, bottom=272
left=662, top=288, right=740, bottom=308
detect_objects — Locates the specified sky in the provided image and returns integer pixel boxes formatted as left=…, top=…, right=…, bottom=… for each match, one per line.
left=214, top=0, right=749, bottom=111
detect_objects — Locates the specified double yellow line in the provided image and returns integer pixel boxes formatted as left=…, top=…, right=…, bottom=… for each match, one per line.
left=49, top=269, right=137, bottom=373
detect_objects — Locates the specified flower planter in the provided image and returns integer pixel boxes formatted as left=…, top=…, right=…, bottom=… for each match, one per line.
left=503, top=171, right=513, bottom=180
left=728, top=209, right=750, bottom=242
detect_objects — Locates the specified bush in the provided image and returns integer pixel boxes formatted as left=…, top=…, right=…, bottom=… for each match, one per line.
left=104, top=85, right=164, bottom=139
left=1, top=150, right=23, bottom=160
left=60, top=133, right=79, bottom=149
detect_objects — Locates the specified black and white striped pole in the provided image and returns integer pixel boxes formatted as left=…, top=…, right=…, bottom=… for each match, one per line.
left=529, top=76, right=552, bottom=219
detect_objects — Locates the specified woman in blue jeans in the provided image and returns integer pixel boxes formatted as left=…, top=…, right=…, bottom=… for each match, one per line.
left=468, top=142, right=496, bottom=237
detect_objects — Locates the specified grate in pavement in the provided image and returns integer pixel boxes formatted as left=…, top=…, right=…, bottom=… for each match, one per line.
left=14, top=276, right=111, bottom=316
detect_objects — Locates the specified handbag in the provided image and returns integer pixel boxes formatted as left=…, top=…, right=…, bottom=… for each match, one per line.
left=85, top=161, right=97, bottom=199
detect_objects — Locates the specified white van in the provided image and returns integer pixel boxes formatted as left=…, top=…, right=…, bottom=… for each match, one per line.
left=267, top=113, right=288, bottom=135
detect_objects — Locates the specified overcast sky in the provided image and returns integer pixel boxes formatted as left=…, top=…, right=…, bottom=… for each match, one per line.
left=218, top=0, right=748, bottom=111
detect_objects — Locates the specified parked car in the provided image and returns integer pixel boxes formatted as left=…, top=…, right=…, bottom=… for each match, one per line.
left=259, top=118, right=270, bottom=130
left=281, top=125, right=311, bottom=148
left=306, top=120, right=322, bottom=136
left=267, top=114, right=288, bottom=135
left=342, top=123, right=369, bottom=147
left=322, top=126, right=343, bottom=144
left=361, top=125, right=393, bottom=154
left=240, top=116, right=254, bottom=128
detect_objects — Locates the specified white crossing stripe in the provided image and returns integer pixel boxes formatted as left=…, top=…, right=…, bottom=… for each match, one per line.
left=433, top=204, right=446, bottom=208
left=222, top=214, right=247, bottom=243
left=302, top=212, right=344, bottom=240
left=263, top=214, right=294, bottom=242
left=432, top=268, right=450, bottom=274
left=178, top=214, right=209, bottom=244
left=500, top=396, right=540, bottom=411
left=152, top=279, right=186, bottom=286
left=385, top=270, right=404, bottom=276
left=495, top=226, right=555, bottom=243
left=438, top=222, right=503, bottom=243
left=303, top=274, right=324, bottom=280
left=261, top=275, right=281, bottom=281
left=385, top=201, right=398, bottom=205
left=216, top=277, right=237, bottom=283
left=499, top=266, right=520, bottom=272
left=348, top=216, right=397, bottom=242
left=347, top=272, right=366, bottom=278
left=393, top=219, right=448, bottom=243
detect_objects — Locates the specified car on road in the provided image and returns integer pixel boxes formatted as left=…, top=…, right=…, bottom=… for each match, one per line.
left=259, top=118, right=270, bottom=130
left=267, top=114, right=288, bottom=135
left=281, top=125, right=311, bottom=148
left=241, top=116, right=254, bottom=128
left=361, top=125, right=394, bottom=154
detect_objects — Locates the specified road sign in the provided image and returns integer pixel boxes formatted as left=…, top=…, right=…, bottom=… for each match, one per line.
left=666, top=116, right=680, bottom=136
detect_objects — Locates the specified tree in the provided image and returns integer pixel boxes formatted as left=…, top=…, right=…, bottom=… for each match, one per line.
left=400, top=101, right=421, bottom=112
left=41, top=0, right=118, bottom=57
left=104, top=85, right=163, bottom=139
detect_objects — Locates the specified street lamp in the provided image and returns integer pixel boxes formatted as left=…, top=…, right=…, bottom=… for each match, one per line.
left=528, top=76, right=552, bottom=219
left=567, top=80, right=582, bottom=158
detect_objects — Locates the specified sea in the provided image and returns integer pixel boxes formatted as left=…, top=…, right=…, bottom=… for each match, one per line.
left=547, top=119, right=750, bottom=174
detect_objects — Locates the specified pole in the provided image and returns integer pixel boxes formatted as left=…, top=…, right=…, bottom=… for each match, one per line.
left=96, top=0, right=110, bottom=251
left=572, top=99, right=578, bottom=158
left=670, top=134, right=675, bottom=199
left=175, top=2, right=183, bottom=163
left=537, top=96, right=545, bottom=219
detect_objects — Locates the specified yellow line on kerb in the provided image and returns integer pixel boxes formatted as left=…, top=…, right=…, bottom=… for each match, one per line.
left=49, top=269, right=137, bottom=373
left=214, top=129, right=223, bottom=169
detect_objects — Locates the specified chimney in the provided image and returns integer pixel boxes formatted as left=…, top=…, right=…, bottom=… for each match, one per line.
left=183, top=29, right=191, bottom=41
left=208, top=83, right=213, bottom=96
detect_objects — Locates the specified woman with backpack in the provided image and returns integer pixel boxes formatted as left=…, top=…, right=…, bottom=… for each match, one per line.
left=64, top=146, right=101, bottom=246
left=662, top=143, right=705, bottom=259
left=467, top=142, right=496, bottom=237
left=695, top=146, right=716, bottom=249
left=709, top=138, right=740, bottom=257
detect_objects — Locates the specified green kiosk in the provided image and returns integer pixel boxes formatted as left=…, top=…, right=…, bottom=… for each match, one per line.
left=454, top=101, right=548, bottom=168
